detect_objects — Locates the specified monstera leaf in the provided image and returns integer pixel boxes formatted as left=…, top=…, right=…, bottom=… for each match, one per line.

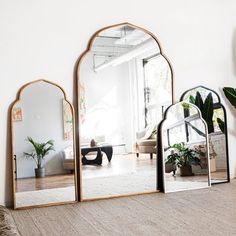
left=223, top=87, right=236, bottom=108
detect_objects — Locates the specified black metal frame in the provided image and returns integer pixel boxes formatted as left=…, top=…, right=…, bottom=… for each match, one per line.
left=179, top=85, right=230, bottom=184
left=157, top=102, right=211, bottom=192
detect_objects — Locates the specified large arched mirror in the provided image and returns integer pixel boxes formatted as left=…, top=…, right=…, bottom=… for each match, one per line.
left=76, top=23, right=174, bottom=200
left=180, top=86, right=230, bottom=184
left=11, top=80, right=77, bottom=209
left=158, top=102, right=211, bottom=193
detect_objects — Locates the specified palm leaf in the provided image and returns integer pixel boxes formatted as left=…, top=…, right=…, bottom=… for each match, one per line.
left=223, top=87, right=236, bottom=108
left=25, top=137, right=55, bottom=167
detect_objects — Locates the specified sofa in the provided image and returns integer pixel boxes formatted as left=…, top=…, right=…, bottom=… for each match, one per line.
left=135, top=124, right=157, bottom=159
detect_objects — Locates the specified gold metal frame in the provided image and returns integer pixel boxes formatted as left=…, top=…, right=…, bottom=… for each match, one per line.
left=10, top=79, right=78, bottom=210
left=75, top=22, right=175, bottom=201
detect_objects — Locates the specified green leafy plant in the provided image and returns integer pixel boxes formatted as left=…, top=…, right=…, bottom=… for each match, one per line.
left=217, top=117, right=225, bottom=133
left=223, top=87, right=236, bottom=108
left=189, top=92, right=214, bottom=133
left=165, top=142, right=200, bottom=168
left=24, top=137, right=55, bottom=169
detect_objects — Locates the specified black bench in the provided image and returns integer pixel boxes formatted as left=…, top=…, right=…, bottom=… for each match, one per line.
left=81, top=145, right=113, bottom=165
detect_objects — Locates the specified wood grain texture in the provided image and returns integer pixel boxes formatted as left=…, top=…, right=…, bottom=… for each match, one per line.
left=16, top=174, right=75, bottom=192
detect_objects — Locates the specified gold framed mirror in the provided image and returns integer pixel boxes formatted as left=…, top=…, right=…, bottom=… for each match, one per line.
left=75, top=22, right=174, bottom=201
left=11, top=79, right=77, bottom=209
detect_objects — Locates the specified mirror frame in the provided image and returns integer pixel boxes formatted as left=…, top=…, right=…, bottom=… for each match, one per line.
left=179, top=85, right=230, bottom=184
left=157, top=102, right=211, bottom=192
left=10, top=79, right=78, bottom=209
left=75, top=22, right=175, bottom=201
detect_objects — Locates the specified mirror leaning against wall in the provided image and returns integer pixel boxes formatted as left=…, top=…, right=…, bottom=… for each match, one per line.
left=77, top=23, right=174, bottom=200
left=180, top=86, right=230, bottom=184
left=11, top=80, right=77, bottom=209
left=158, top=102, right=211, bottom=193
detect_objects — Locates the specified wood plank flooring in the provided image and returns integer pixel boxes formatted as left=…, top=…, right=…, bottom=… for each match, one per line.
left=16, top=174, right=75, bottom=192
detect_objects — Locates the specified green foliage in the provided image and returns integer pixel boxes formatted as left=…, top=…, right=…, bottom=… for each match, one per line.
left=202, top=93, right=214, bottom=133
left=223, top=87, right=236, bottom=108
left=189, top=92, right=214, bottom=133
left=24, top=137, right=55, bottom=169
left=217, top=118, right=225, bottom=134
left=165, top=142, right=200, bottom=168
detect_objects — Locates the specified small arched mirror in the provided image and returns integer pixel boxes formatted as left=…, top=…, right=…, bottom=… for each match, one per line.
left=76, top=23, right=174, bottom=200
left=11, top=80, right=77, bottom=209
left=158, top=102, right=211, bottom=193
left=180, top=86, right=230, bottom=184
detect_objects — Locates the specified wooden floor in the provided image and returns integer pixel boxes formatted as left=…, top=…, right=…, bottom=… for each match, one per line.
left=16, top=154, right=227, bottom=194
left=16, top=174, right=75, bottom=192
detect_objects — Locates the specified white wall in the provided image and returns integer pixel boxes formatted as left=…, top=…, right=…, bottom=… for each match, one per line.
left=80, top=53, right=133, bottom=151
left=1, top=0, right=236, bottom=206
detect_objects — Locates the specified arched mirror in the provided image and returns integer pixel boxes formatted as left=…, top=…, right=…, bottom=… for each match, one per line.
left=76, top=23, right=174, bottom=200
left=11, top=80, right=77, bottom=209
left=180, top=86, right=230, bottom=184
left=158, top=102, right=211, bottom=193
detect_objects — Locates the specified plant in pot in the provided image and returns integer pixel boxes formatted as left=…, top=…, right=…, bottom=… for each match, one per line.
left=165, top=142, right=201, bottom=176
left=24, top=137, right=55, bottom=178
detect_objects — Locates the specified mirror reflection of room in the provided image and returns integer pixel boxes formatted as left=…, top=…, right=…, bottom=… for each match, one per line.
left=79, top=24, right=172, bottom=199
left=161, top=102, right=211, bottom=193
left=12, top=81, right=77, bottom=208
left=180, top=86, right=229, bottom=184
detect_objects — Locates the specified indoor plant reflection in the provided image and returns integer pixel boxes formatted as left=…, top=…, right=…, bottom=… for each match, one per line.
left=24, top=137, right=55, bottom=178
left=165, top=142, right=201, bottom=176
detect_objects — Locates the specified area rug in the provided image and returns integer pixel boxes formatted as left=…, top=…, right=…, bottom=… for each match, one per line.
left=0, top=206, right=19, bottom=236
left=8, top=179, right=236, bottom=236
left=16, top=186, right=75, bottom=208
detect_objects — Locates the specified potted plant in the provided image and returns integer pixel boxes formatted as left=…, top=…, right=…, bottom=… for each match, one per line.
left=165, top=142, right=201, bottom=176
left=24, top=137, right=55, bottom=178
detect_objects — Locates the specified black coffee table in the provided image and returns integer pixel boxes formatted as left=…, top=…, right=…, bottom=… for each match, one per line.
left=81, top=145, right=113, bottom=165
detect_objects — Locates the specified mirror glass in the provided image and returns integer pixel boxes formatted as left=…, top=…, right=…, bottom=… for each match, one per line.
left=79, top=24, right=173, bottom=199
left=160, top=102, right=211, bottom=193
left=180, top=86, right=229, bottom=184
left=12, top=81, right=77, bottom=208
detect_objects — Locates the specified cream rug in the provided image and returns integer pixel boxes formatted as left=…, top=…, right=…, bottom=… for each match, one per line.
left=7, top=179, right=236, bottom=236
left=83, top=170, right=156, bottom=198
left=16, top=187, right=76, bottom=208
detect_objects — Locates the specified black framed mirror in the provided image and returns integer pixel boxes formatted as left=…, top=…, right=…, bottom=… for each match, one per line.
left=158, top=102, right=211, bottom=193
left=180, top=86, right=230, bottom=184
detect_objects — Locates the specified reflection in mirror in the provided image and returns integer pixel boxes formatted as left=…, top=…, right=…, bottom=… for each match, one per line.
left=11, top=80, right=77, bottom=208
left=180, top=86, right=230, bottom=184
left=159, top=102, right=211, bottom=193
left=78, top=23, right=173, bottom=199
